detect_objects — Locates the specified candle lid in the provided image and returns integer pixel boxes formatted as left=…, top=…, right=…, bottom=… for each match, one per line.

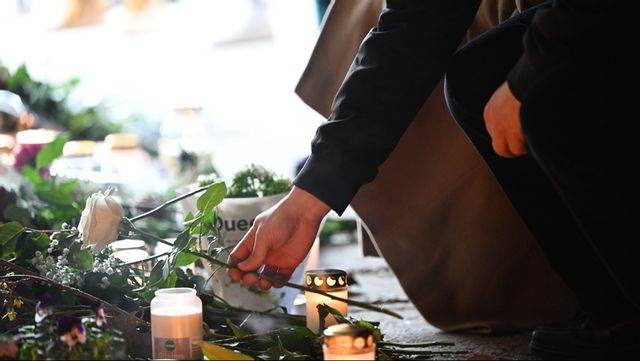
left=305, top=269, right=347, bottom=291
left=323, top=324, right=375, bottom=351
left=62, top=140, right=96, bottom=157
left=111, top=239, right=146, bottom=251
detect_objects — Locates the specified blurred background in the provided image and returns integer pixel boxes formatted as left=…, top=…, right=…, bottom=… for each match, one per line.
left=1, top=0, right=325, bottom=186
left=1, top=0, right=357, bottom=245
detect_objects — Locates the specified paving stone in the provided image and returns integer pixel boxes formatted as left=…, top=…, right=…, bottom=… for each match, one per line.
left=318, top=242, right=540, bottom=360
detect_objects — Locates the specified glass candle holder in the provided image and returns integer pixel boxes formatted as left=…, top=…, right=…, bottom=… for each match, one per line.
left=305, top=269, right=348, bottom=333
left=323, top=324, right=376, bottom=360
left=150, top=288, right=203, bottom=360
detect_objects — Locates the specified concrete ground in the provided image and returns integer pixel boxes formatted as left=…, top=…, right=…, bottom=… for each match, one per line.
left=317, top=241, right=539, bottom=360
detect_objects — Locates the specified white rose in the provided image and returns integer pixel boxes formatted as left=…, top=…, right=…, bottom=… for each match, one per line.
left=78, top=188, right=124, bottom=254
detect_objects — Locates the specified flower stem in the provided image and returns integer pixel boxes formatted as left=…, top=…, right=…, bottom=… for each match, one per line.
left=379, top=349, right=467, bottom=356
left=131, top=228, right=175, bottom=247
left=129, top=184, right=212, bottom=223
left=127, top=224, right=403, bottom=319
left=188, top=250, right=403, bottom=320
left=377, top=341, right=455, bottom=348
left=115, top=252, right=169, bottom=267
left=25, top=228, right=74, bottom=234
left=214, top=330, right=280, bottom=344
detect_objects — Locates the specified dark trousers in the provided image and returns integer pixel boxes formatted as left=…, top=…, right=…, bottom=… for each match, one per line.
left=444, top=7, right=638, bottom=321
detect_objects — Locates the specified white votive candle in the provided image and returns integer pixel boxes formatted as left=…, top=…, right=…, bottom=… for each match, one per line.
left=150, top=288, right=203, bottom=360
left=304, top=269, right=348, bottom=333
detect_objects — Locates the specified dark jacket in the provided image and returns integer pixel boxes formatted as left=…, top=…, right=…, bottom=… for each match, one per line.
left=294, top=0, right=628, bottom=214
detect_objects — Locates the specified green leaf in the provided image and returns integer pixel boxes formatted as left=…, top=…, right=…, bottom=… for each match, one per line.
left=225, top=319, right=248, bottom=337
left=15, top=232, right=49, bottom=259
left=35, top=134, right=69, bottom=170
left=68, top=240, right=93, bottom=270
left=35, top=189, right=75, bottom=207
left=150, top=259, right=166, bottom=285
left=142, top=290, right=156, bottom=303
left=0, top=222, right=25, bottom=246
left=163, top=258, right=170, bottom=279
left=173, top=229, right=192, bottom=251
left=165, top=271, right=177, bottom=288
left=184, top=214, right=203, bottom=228
left=277, top=327, right=316, bottom=357
left=196, top=182, right=226, bottom=218
left=317, top=304, right=347, bottom=331
left=21, top=165, right=41, bottom=185
left=175, top=252, right=200, bottom=267
left=276, top=335, right=308, bottom=360
left=3, top=205, right=32, bottom=227
left=58, top=179, right=78, bottom=194
left=357, top=320, right=383, bottom=343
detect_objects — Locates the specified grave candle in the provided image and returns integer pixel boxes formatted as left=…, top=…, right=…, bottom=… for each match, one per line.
left=112, top=239, right=150, bottom=273
left=304, top=269, right=348, bottom=333
left=150, top=288, right=203, bottom=360
left=323, top=324, right=376, bottom=360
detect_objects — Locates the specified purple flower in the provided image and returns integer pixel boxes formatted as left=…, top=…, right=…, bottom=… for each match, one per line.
left=57, top=316, right=86, bottom=348
left=12, top=142, right=43, bottom=172
left=34, top=291, right=55, bottom=323
left=91, top=301, right=107, bottom=327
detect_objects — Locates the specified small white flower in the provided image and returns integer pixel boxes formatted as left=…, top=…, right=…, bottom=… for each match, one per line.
left=63, top=248, right=70, bottom=255
left=106, top=267, right=114, bottom=275
left=51, top=239, right=59, bottom=246
left=77, top=188, right=125, bottom=255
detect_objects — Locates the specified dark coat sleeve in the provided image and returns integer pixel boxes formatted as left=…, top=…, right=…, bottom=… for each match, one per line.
left=294, top=0, right=480, bottom=214
left=507, top=0, right=628, bottom=100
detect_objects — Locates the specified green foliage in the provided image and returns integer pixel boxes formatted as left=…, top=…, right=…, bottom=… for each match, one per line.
left=226, top=318, right=248, bottom=337
left=35, top=135, right=68, bottom=169
left=0, top=63, right=122, bottom=140
left=1, top=176, right=412, bottom=360
left=15, top=316, right=127, bottom=360
left=67, top=240, right=94, bottom=270
left=318, top=218, right=358, bottom=244
left=174, top=252, right=200, bottom=267
left=317, top=303, right=383, bottom=342
left=196, top=181, right=227, bottom=225
left=227, top=164, right=292, bottom=198
left=0, top=222, right=25, bottom=258
left=1, top=134, right=86, bottom=230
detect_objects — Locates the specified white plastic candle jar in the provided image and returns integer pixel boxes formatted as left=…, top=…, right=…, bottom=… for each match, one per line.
left=323, top=324, right=376, bottom=360
left=304, top=269, right=348, bottom=333
left=150, top=288, right=203, bottom=360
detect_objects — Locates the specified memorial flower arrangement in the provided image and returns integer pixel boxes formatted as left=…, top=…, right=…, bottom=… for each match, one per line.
left=1, top=141, right=466, bottom=360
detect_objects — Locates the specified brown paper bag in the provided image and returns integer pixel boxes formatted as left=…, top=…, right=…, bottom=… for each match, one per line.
left=296, top=0, right=578, bottom=334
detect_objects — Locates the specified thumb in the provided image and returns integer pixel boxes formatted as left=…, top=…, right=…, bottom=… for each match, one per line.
left=238, top=228, right=268, bottom=271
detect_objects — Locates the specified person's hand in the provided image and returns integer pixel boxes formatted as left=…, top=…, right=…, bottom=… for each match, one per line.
left=483, top=81, right=527, bottom=157
left=227, top=186, right=330, bottom=290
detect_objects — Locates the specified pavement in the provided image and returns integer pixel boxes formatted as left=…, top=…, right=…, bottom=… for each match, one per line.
left=317, top=240, right=539, bottom=360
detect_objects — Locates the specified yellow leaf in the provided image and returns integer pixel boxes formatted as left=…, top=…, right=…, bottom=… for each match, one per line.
left=200, top=342, right=253, bottom=360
